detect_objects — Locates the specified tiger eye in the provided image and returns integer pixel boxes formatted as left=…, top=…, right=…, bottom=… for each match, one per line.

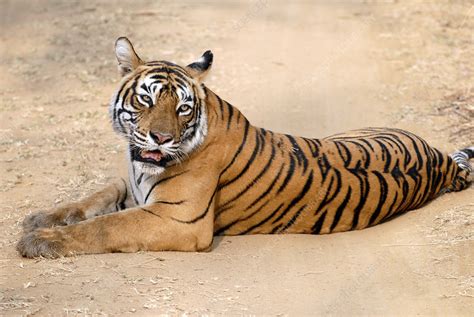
left=180, top=105, right=190, bottom=112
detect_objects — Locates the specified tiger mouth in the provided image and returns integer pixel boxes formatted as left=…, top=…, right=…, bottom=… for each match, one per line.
left=130, top=147, right=171, bottom=167
left=140, top=149, right=165, bottom=162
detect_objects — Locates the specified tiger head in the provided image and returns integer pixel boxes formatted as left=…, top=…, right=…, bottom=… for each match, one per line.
left=109, top=37, right=212, bottom=174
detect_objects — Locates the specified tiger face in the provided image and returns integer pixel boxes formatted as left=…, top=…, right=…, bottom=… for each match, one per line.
left=109, top=37, right=213, bottom=173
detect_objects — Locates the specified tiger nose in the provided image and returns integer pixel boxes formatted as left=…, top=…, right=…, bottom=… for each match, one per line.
left=150, top=132, right=173, bottom=144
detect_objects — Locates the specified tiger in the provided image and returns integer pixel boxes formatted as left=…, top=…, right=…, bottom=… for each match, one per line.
left=17, top=37, right=473, bottom=258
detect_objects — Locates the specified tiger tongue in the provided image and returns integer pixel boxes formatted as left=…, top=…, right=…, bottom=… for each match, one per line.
left=141, top=150, right=164, bottom=162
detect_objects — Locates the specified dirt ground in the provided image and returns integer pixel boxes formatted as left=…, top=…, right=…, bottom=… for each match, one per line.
left=1, top=0, right=473, bottom=315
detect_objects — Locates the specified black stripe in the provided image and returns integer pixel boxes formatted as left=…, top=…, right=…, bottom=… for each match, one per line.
left=390, top=159, right=403, bottom=185
left=130, top=186, right=139, bottom=205
left=239, top=203, right=285, bottom=235
left=129, top=163, right=139, bottom=205
left=244, top=163, right=285, bottom=212
left=374, top=139, right=392, bottom=173
left=214, top=200, right=271, bottom=235
left=347, top=162, right=369, bottom=230
left=173, top=77, right=188, bottom=89
left=314, top=168, right=341, bottom=214
left=383, top=191, right=399, bottom=220
left=236, top=111, right=242, bottom=124
left=218, top=140, right=276, bottom=211
left=376, top=135, right=404, bottom=154
left=113, top=71, right=143, bottom=119
left=277, top=153, right=296, bottom=193
left=279, top=205, right=307, bottom=232
left=172, top=189, right=217, bottom=224
left=432, top=148, right=445, bottom=192
left=258, top=129, right=266, bottom=154
left=216, top=94, right=225, bottom=121
left=214, top=204, right=233, bottom=218
left=270, top=224, right=282, bottom=234
left=226, top=102, right=234, bottom=130
left=285, top=135, right=308, bottom=173
left=147, top=66, right=190, bottom=80
left=219, top=120, right=250, bottom=178
left=150, top=74, right=168, bottom=80
left=358, top=138, right=375, bottom=152
left=141, top=207, right=161, bottom=217
left=417, top=140, right=434, bottom=206
left=399, top=177, right=409, bottom=213
left=317, top=154, right=331, bottom=183
left=345, top=140, right=371, bottom=169
left=387, top=133, right=412, bottom=169
left=134, top=132, right=148, bottom=143
left=334, top=141, right=352, bottom=167
left=404, top=163, right=422, bottom=210
left=136, top=173, right=144, bottom=186
left=153, top=200, right=186, bottom=205
left=330, top=186, right=352, bottom=232
left=311, top=211, right=327, bottom=234
left=140, top=83, right=150, bottom=94
left=219, top=130, right=261, bottom=189
left=397, top=130, right=424, bottom=167
left=272, top=170, right=314, bottom=224
left=144, top=170, right=188, bottom=203
left=302, top=138, right=320, bottom=157
left=368, top=171, right=389, bottom=225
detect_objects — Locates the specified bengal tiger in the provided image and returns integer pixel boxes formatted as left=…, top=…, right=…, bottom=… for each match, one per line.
left=17, top=37, right=473, bottom=258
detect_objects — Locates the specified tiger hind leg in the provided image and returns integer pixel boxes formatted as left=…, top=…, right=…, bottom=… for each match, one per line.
left=447, top=146, right=473, bottom=192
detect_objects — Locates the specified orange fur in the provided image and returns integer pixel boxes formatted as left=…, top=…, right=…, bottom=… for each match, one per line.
left=17, top=38, right=472, bottom=258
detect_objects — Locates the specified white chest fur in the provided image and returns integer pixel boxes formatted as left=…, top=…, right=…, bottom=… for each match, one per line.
left=127, top=155, right=165, bottom=206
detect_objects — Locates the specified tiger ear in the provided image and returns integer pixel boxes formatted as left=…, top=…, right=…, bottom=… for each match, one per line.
left=186, top=50, right=213, bottom=81
left=115, top=37, right=144, bottom=76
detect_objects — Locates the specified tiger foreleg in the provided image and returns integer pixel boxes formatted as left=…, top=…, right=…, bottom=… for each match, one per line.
left=21, top=179, right=131, bottom=233
left=17, top=206, right=214, bottom=258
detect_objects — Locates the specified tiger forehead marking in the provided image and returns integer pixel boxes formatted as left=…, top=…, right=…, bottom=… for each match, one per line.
left=135, top=66, right=195, bottom=104
left=121, top=65, right=195, bottom=109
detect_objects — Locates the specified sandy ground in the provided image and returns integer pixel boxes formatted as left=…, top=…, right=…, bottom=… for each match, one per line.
left=1, top=0, right=473, bottom=315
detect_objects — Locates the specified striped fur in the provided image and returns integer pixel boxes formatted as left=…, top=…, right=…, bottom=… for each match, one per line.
left=16, top=38, right=473, bottom=258
left=451, top=147, right=473, bottom=173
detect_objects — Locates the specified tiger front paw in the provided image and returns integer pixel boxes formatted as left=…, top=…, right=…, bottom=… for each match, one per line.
left=22, top=211, right=57, bottom=232
left=16, top=228, right=69, bottom=258
left=22, top=206, right=85, bottom=233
